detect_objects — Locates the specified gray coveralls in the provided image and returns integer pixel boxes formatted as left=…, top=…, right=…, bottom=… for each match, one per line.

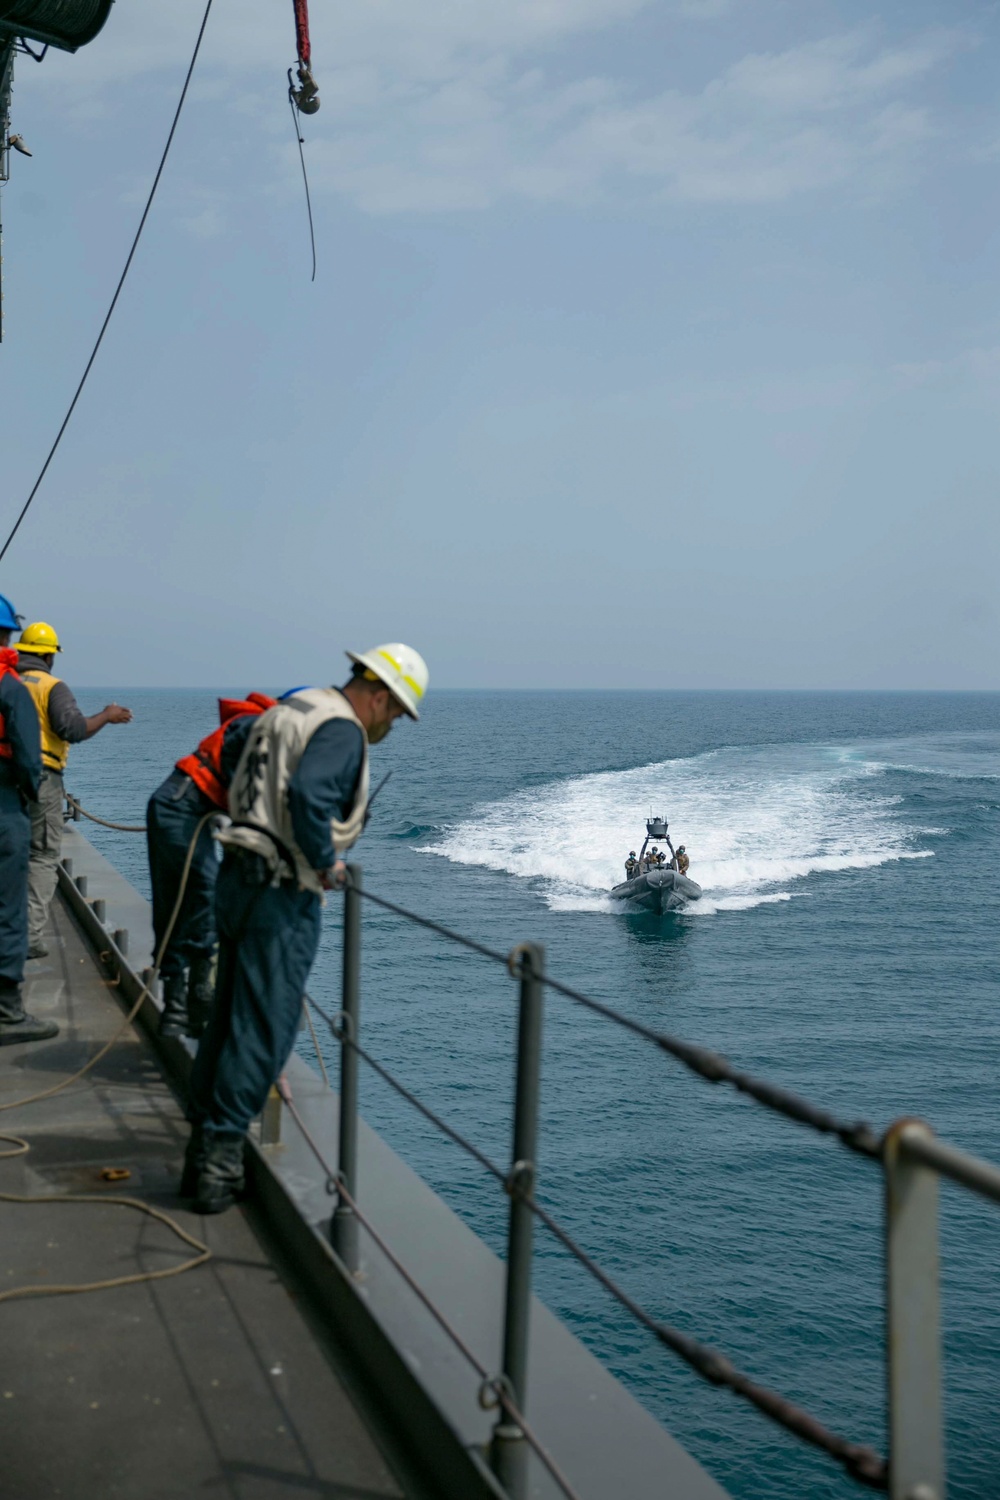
left=17, top=652, right=92, bottom=950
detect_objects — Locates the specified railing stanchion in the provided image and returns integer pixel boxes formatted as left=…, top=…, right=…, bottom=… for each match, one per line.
left=491, top=941, right=545, bottom=1499
left=885, top=1119, right=946, bottom=1500
left=331, top=863, right=362, bottom=1272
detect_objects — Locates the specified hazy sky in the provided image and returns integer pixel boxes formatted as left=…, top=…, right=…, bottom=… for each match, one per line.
left=2, top=0, right=997, bottom=688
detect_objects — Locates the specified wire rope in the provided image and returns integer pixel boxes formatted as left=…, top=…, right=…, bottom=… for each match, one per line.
left=0, top=0, right=215, bottom=563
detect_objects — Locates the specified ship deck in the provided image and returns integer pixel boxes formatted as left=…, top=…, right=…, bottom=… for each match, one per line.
left=0, top=898, right=410, bottom=1500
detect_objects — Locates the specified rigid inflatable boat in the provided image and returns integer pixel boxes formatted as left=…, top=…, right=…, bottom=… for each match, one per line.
left=610, top=817, right=702, bottom=913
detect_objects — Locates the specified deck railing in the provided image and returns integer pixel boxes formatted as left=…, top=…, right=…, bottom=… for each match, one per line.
left=267, top=862, right=1000, bottom=1500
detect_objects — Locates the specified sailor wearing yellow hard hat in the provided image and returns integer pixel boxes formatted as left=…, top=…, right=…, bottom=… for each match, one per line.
left=17, top=622, right=133, bottom=959
left=184, top=642, right=428, bottom=1213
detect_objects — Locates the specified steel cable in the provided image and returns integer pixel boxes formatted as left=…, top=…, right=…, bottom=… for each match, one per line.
left=304, top=1000, right=888, bottom=1491
left=0, top=0, right=215, bottom=563
left=354, top=883, right=881, bottom=1159
left=522, top=1191, right=888, bottom=1490
left=279, top=1090, right=584, bottom=1500
left=305, top=994, right=505, bottom=1184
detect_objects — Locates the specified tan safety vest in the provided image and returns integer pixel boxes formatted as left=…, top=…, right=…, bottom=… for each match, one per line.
left=19, top=669, right=69, bottom=772
left=219, top=688, right=369, bottom=893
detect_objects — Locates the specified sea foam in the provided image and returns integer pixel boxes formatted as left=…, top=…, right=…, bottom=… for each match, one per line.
left=419, top=740, right=935, bottom=915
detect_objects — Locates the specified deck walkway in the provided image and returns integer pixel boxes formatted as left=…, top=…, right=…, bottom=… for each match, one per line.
left=0, top=898, right=409, bottom=1500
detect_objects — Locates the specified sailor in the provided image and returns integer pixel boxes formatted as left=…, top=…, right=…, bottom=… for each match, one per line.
left=674, top=845, right=690, bottom=875
left=624, top=850, right=638, bottom=880
left=16, top=623, right=133, bottom=959
left=184, top=643, right=428, bottom=1214
left=0, top=595, right=55, bottom=1046
left=146, top=692, right=276, bottom=1040
left=647, top=846, right=661, bottom=871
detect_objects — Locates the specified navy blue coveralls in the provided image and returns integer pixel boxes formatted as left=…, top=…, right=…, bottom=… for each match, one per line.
left=0, top=668, right=42, bottom=998
left=146, top=723, right=250, bottom=980
left=189, top=717, right=364, bottom=1141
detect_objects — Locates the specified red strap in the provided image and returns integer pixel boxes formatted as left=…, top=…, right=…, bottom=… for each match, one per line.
left=293, top=0, right=311, bottom=66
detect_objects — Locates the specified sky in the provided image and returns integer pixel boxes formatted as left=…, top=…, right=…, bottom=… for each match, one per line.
left=1, top=0, right=998, bottom=689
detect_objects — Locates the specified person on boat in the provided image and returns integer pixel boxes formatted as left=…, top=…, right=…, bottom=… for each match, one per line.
left=624, top=851, right=638, bottom=880
left=673, top=846, right=690, bottom=875
left=0, top=594, right=55, bottom=1047
left=647, top=846, right=662, bottom=871
left=146, top=692, right=277, bottom=1041
left=183, top=643, right=428, bottom=1215
left=17, top=622, right=132, bottom=961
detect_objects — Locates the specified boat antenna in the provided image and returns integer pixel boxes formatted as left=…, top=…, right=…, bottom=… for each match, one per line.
left=0, top=0, right=215, bottom=564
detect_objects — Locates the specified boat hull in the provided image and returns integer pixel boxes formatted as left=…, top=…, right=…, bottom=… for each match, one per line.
left=610, top=868, right=702, bottom=914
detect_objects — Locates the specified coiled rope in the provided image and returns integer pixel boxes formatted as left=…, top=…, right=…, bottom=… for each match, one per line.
left=0, top=814, right=216, bottom=1301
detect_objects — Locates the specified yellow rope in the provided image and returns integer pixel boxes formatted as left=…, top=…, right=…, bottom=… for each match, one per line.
left=0, top=814, right=216, bottom=1300
left=65, top=791, right=146, bottom=833
left=0, top=1192, right=210, bottom=1302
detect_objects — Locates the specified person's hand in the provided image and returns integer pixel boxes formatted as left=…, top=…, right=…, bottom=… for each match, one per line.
left=320, top=860, right=348, bottom=890
left=105, top=703, right=133, bottom=724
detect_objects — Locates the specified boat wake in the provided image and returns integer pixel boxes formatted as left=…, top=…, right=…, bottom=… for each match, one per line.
left=418, top=740, right=938, bottom=915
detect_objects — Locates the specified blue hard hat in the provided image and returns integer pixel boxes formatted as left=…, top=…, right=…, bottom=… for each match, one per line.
left=0, top=593, right=22, bottom=632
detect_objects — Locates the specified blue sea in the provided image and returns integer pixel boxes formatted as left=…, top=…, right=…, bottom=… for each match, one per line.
left=68, top=689, right=1000, bottom=1500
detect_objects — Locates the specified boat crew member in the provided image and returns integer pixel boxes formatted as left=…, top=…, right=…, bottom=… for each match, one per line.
left=184, top=643, right=429, bottom=1214
left=146, top=693, right=276, bottom=1040
left=647, top=846, right=662, bottom=871
left=17, top=623, right=132, bottom=959
left=0, top=595, right=55, bottom=1047
left=624, top=850, right=638, bottom=880
left=674, top=845, right=690, bottom=875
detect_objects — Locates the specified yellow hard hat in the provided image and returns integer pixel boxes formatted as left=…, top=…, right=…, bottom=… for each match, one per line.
left=19, top=621, right=62, bottom=654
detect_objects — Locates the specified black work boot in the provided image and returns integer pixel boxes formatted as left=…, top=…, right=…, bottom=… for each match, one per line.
left=179, top=1124, right=208, bottom=1199
left=193, top=1136, right=246, bottom=1216
left=186, top=953, right=215, bottom=1039
left=0, top=982, right=59, bottom=1047
left=159, top=973, right=189, bottom=1038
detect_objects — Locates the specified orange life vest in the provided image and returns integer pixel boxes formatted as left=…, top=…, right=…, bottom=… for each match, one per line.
left=0, top=648, right=21, bottom=761
left=175, top=693, right=276, bottom=810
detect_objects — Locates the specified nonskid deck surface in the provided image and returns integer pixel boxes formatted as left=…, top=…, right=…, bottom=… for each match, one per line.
left=0, top=900, right=406, bottom=1500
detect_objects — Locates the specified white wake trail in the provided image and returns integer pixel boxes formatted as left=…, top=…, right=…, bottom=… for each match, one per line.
left=420, top=741, right=934, bottom=915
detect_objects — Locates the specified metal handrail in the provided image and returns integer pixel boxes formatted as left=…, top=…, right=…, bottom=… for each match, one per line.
left=314, top=868, right=998, bottom=1500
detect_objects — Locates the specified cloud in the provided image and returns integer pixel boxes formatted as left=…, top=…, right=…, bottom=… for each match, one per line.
left=32, top=3, right=961, bottom=214
left=894, top=345, right=1000, bottom=387
left=304, top=27, right=956, bottom=212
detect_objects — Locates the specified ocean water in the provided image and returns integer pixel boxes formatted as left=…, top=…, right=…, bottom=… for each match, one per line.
left=68, top=689, right=1000, bottom=1500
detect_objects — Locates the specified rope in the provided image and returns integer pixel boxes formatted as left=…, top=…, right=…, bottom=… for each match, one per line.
left=0, top=813, right=216, bottom=1300
left=65, top=792, right=146, bottom=834
left=0, top=1195, right=210, bottom=1303
left=287, top=86, right=317, bottom=282
left=281, top=1091, right=583, bottom=1500
left=0, top=0, right=215, bottom=564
